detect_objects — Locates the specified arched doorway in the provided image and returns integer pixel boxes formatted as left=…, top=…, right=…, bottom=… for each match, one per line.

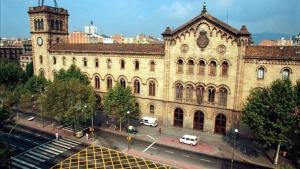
left=193, top=111, right=204, bottom=131
left=215, top=114, right=226, bottom=134
left=174, top=108, right=184, bottom=127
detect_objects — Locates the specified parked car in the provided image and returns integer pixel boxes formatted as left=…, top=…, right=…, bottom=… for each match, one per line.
left=179, top=135, right=199, bottom=146
left=127, top=125, right=138, bottom=134
left=27, top=116, right=35, bottom=121
left=140, top=117, right=158, bottom=127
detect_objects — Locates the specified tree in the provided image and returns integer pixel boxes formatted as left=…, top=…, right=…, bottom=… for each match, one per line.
left=0, top=106, right=10, bottom=126
left=242, top=79, right=298, bottom=165
left=54, top=65, right=90, bottom=85
left=0, top=61, right=26, bottom=88
left=24, top=75, right=48, bottom=93
left=25, top=62, right=34, bottom=78
left=38, top=78, right=96, bottom=133
left=103, top=83, right=139, bottom=132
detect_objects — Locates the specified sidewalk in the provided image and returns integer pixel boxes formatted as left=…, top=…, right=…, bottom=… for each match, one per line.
left=100, top=125, right=275, bottom=169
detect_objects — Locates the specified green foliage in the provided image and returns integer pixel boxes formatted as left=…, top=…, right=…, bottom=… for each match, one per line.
left=0, top=106, right=10, bottom=124
left=0, top=85, right=21, bottom=108
left=38, top=78, right=96, bottom=125
left=24, top=76, right=48, bottom=93
left=242, top=79, right=298, bottom=149
left=54, top=65, right=90, bottom=85
left=25, top=62, right=34, bottom=78
left=103, top=83, right=139, bottom=126
left=0, top=61, right=26, bottom=88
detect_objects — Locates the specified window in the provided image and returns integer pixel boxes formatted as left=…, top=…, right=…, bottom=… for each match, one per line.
left=107, top=77, right=112, bottom=90
left=221, top=62, right=229, bottom=76
left=209, top=61, right=217, bottom=76
left=196, top=85, right=205, bottom=104
left=134, top=80, right=140, bottom=93
left=53, top=56, right=56, bottom=65
left=62, top=56, right=66, bottom=66
left=83, top=58, right=87, bottom=67
left=107, top=59, right=112, bottom=68
left=149, top=81, right=156, bottom=96
left=257, top=67, right=265, bottom=79
left=39, top=69, right=45, bottom=77
left=150, top=105, right=154, bottom=114
left=199, top=60, right=205, bottom=75
left=72, top=57, right=76, bottom=64
left=50, top=20, right=55, bottom=30
left=39, top=55, right=43, bottom=64
left=120, top=60, right=125, bottom=69
left=219, top=87, right=228, bottom=107
left=186, top=85, right=194, bottom=102
left=208, top=86, right=216, bottom=104
left=55, top=20, right=59, bottom=30
left=34, top=19, right=37, bottom=30
left=95, top=76, right=100, bottom=89
left=95, top=58, right=99, bottom=68
left=120, top=78, right=126, bottom=88
left=282, top=68, right=290, bottom=79
left=175, top=83, right=183, bottom=100
left=150, top=61, right=155, bottom=71
left=187, top=60, right=194, bottom=74
left=135, top=60, right=140, bottom=70
left=177, top=59, right=184, bottom=73
left=40, top=19, right=44, bottom=30
left=59, top=20, right=63, bottom=30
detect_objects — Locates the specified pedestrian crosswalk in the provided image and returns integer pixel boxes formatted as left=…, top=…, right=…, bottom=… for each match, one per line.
left=11, top=137, right=81, bottom=169
left=61, top=124, right=87, bottom=133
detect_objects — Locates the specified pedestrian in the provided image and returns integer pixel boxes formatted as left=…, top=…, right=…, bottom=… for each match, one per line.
left=86, top=133, right=89, bottom=141
left=158, top=127, right=162, bottom=134
left=55, top=133, right=58, bottom=140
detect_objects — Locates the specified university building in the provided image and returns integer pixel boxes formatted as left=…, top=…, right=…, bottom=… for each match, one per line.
left=28, top=4, right=300, bottom=134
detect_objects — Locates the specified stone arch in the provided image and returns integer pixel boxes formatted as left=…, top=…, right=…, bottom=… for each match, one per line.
left=256, top=65, right=268, bottom=72
left=214, top=113, right=227, bottom=135
left=117, top=75, right=129, bottom=83
left=103, top=74, right=116, bottom=82
left=130, top=76, right=144, bottom=85
left=174, top=107, right=184, bottom=128
left=220, top=59, right=232, bottom=66
left=82, top=72, right=91, bottom=80
left=207, top=58, right=219, bottom=65
left=92, top=73, right=102, bottom=79
left=197, top=58, right=208, bottom=64
left=217, top=84, right=231, bottom=94
left=193, top=110, right=205, bottom=131
left=172, top=80, right=185, bottom=88
left=146, top=78, right=159, bottom=87
left=280, top=67, right=293, bottom=74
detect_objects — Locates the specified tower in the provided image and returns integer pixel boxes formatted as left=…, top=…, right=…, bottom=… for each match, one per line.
left=28, top=4, right=68, bottom=77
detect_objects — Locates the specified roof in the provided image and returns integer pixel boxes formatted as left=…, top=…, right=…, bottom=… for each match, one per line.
left=50, top=43, right=165, bottom=55
left=245, top=46, right=300, bottom=61
left=162, top=12, right=249, bottom=37
left=182, top=135, right=198, bottom=139
left=51, top=145, right=174, bottom=169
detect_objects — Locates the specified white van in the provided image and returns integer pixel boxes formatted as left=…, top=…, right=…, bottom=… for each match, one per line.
left=140, top=117, right=158, bottom=127
left=179, top=135, right=199, bottom=146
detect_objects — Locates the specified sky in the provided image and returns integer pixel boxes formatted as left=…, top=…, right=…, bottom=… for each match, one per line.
left=0, top=0, right=299, bottom=38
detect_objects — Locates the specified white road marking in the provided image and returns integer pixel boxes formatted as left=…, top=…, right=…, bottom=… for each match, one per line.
left=182, top=154, right=190, bottom=158
left=143, top=142, right=156, bottom=152
left=200, top=158, right=211, bottom=163
left=146, top=135, right=155, bottom=141
left=150, top=147, right=158, bottom=150
left=165, top=150, right=174, bottom=154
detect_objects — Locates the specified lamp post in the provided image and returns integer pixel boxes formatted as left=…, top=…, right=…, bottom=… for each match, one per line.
left=230, top=128, right=239, bottom=169
left=127, top=111, right=130, bottom=150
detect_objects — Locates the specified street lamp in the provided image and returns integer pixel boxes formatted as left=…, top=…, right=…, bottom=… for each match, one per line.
left=127, top=111, right=130, bottom=150
left=231, top=128, right=239, bottom=169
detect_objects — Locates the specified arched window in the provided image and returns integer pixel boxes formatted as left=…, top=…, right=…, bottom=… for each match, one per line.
left=107, top=59, right=112, bottom=68
left=95, top=58, right=99, bottom=68
left=120, top=60, right=125, bottom=69
left=257, top=67, right=265, bottom=79
left=196, top=85, right=205, bottom=104
left=40, top=19, right=44, bottom=30
left=83, top=58, right=87, bottom=67
left=95, top=76, right=100, bottom=89
left=199, top=60, right=205, bottom=75
left=150, top=105, right=154, bottom=114
left=149, top=81, right=156, bottom=96
left=72, top=57, right=76, bottom=64
left=208, top=86, right=216, bottom=104
left=62, top=56, right=66, bottom=66
left=282, top=68, right=290, bottom=79
left=187, top=60, right=194, bottom=74
left=215, top=114, right=226, bottom=134
left=107, top=77, right=112, bottom=90
left=39, top=55, right=43, bottom=64
left=53, top=56, right=56, bottom=65
left=150, top=61, right=155, bottom=71
left=177, top=59, right=184, bottom=73
left=135, top=60, right=140, bottom=70
left=209, top=61, right=217, bottom=76
left=39, top=69, right=45, bottom=77
left=120, top=78, right=126, bottom=88
left=175, top=83, right=183, bottom=100
left=186, top=85, right=193, bottom=102
left=194, top=111, right=204, bottom=131
left=221, top=62, right=229, bottom=76
left=219, top=87, right=228, bottom=107
left=174, top=108, right=184, bottom=127
left=134, top=80, right=140, bottom=93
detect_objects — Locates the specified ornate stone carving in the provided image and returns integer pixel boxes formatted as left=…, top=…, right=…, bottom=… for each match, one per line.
left=217, top=44, right=226, bottom=55
left=180, top=44, right=189, bottom=53
left=197, top=31, right=209, bottom=48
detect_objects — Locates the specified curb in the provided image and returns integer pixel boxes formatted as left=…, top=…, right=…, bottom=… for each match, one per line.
left=99, top=127, right=274, bottom=169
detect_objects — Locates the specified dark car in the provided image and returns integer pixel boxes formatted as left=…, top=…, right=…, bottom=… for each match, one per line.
left=127, top=125, right=138, bottom=134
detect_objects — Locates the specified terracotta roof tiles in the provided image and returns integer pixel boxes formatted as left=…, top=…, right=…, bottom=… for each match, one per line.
left=245, top=46, right=300, bottom=61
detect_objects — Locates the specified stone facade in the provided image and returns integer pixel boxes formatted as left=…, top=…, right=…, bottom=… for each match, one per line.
left=28, top=5, right=300, bottom=134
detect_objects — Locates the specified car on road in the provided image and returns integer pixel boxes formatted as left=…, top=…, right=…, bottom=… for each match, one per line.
left=179, top=135, right=199, bottom=146
left=140, top=117, right=158, bottom=127
left=27, top=116, right=35, bottom=121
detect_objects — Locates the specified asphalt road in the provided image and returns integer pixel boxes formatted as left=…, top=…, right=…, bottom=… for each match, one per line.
left=97, top=130, right=272, bottom=169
